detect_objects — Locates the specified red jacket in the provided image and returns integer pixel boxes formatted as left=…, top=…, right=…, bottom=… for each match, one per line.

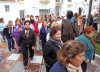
left=34, top=22, right=44, bottom=36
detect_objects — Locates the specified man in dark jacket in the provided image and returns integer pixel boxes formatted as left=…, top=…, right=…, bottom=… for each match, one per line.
left=18, top=20, right=36, bottom=69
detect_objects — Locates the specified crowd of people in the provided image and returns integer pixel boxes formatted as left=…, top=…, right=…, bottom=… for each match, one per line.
left=0, top=10, right=98, bottom=72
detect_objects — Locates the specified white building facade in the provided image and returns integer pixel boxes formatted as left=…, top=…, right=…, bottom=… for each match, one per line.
left=0, top=0, right=99, bottom=24
left=23, top=0, right=99, bottom=17
left=0, top=0, right=20, bottom=24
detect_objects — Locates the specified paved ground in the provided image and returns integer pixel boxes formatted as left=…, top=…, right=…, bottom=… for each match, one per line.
left=0, top=43, right=100, bottom=72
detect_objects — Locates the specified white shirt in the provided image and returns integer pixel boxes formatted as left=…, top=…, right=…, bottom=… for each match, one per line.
left=25, top=30, right=29, bottom=33
left=38, top=22, right=42, bottom=31
left=57, top=20, right=62, bottom=24
left=30, top=24, right=34, bottom=30
left=46, top=33, right=50, bottom=41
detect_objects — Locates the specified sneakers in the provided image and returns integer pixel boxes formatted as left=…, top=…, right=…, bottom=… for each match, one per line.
left=30, top=57, right=33, bottom=61
left=24, top=65, right=27, bottom=69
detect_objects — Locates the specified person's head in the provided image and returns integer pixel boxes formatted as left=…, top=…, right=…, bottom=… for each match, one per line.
left=50, top=25, right=61, bottom=40
left=47, top=18, right=52, bottom=23
left=67, top=11, right=73, bottom=19
left=35, top=16, right=38, bottom=19
left=94, top=13, right=98, bottom=17
left=61, top=16, right=64, bottom=21
left=44, top=21, right=47, bottom=28
left=22, top=18, right=25, bottom=22
left=84, top=26, right=95, bottom=38
left=8, top=20, right=13, bottom=27
left=15, top=19, right=21, bottom=26
left=38, top=15, right=42, bottom=23
left=57, top=40, right=86, bottom=67
left=24, top=20, right=30, bottom=30
left=0, top=18, right=4, bottom=23
left=30, top=15, right=34, bottom=20
left=74, top=13, right=79, bottom=18
left=90, top=15, right=93, bottom=18
left=21, top=18, right=25, bottom=23
left=57, top=17, right=61, bottom=21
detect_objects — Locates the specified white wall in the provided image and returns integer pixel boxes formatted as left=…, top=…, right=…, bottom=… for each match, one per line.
left=0, top=2, right=19, bottom=25
left=24, top=0, right=55, bottom=16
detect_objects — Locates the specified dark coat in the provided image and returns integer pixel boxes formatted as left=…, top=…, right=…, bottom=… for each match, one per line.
left=3, top=27, right=14, bottom=38
left=40, top=26, right=46, bottom=41
left=43, top=40, right=61, bottom=67
left=18, top=28, right=36, bottom=48
left=50, top=61, right=84, bottom=72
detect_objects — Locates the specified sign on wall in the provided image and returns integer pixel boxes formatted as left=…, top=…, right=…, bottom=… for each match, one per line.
left=49, top=8, right=55, bottom=14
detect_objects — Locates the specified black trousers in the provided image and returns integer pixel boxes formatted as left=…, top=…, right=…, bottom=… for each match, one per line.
left=81, top=61, right=87, bottom=72
left=22, top=46, right=34, bottom=66
left=45, top=65, right=52, bottom=72
left=93, top=23, right=97, bottom=30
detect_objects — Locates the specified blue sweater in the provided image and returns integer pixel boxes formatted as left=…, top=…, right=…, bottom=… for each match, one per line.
left=40, top=26, right=46, bottom=40
left=50, top=61, right=84, bottom=72
left=77, top=34, right=94, bottom=62
left=0, top=22, right=4, bottom=31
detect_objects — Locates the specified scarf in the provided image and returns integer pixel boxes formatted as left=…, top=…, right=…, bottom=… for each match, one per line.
left=50, top=37, right=62, bottom=48
left=66, top=63, right=83, bottom=72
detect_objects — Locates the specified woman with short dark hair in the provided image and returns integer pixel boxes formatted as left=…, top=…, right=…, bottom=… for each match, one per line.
left=43, top=25, right=62, bottom=72
left=50, top=40, right=86, bottom=72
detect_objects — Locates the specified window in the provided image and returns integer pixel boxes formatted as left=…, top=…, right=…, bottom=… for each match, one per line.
left=56, top=0, right=63, bottom=2
left=39, top=9, right=49, bottom=15
left=5, top=5, right=10, bottom=12
left=17, top=0, right=24, bottom=1
left=68, top=0, right=72, bottom=2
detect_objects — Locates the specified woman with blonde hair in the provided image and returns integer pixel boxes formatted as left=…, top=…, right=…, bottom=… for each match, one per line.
left=78, top=15, right=84, bottom=36
left=34, top=15, right=44, bottom=51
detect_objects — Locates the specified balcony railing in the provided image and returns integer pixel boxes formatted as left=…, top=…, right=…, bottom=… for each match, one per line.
left=39, top=0, right=50, bottom=4
left=18, top=0, right=24, bottom=5
left=67, top=2, right=73, bottom=6
left=0, top=0, right=16, bottom=2
left=55, top=0, right=63, bottom=6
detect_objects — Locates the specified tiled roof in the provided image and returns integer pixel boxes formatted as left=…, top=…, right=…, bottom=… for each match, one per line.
left=0, top=0, right=16, bottom=2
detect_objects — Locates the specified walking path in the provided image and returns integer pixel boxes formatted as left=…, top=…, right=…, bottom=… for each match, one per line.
left=0, top=43, right=100, bottom=72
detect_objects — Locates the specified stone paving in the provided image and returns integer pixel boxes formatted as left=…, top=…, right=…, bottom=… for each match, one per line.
left=0, top=43, right=100, bottom=72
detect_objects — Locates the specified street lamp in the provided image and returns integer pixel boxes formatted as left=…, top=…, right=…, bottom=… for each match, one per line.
left=87, top=0, right=93, bottom=26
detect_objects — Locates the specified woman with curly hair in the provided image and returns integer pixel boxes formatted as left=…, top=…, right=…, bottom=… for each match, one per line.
left=50, top=40, right=86, bottom=72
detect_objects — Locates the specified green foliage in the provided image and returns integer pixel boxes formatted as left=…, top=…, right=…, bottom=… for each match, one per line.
left=94, top=31, right=100, bottom=55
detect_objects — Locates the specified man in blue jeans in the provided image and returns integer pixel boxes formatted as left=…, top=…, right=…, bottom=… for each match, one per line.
left=3, top=20, right=15, bottom=51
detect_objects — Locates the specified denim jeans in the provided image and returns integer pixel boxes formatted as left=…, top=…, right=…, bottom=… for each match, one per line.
left=7, top=37, right=14, bottom=51
left=0, top=31, right=4, bottom=40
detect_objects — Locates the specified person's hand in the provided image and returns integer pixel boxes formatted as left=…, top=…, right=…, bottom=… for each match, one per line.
left=18, top=46, right=21, bottom=48
left=19, top=28, right=22, bottom=31
left=39, top=40, right=42, bottom=43
left=32, top=46, right=35, bottom=50
left=13, top=38, right=16, bottom=42
left=4, top=36, right=6, bottom=39
left=85, top=59, right=89, bottom=63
